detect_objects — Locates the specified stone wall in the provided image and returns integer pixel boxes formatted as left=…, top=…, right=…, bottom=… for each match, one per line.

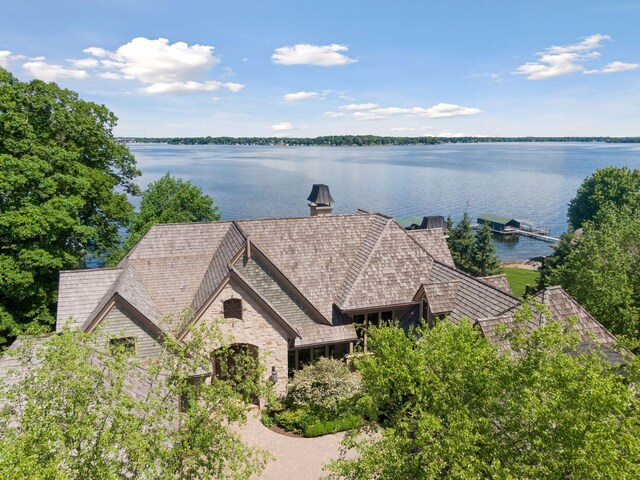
left=191, top=279, right=290, bottom=397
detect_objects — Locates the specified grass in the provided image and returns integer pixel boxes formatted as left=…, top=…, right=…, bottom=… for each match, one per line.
left=502, top=267, right=540, bottom=298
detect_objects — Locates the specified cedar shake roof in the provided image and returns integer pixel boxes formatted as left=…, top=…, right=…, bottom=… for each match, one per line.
left=425, top=262, right=521, bottom=323
left=407, top=228, right=455, bottom=267
left=475, top=286, right=617, bottom=351
left=424, top=281, right=460, bottom=314
left=57, top=269, right=122, bottom=329
left=55, top=212, right=614, bottom=351
left=479, top=274, right=513, bottom=295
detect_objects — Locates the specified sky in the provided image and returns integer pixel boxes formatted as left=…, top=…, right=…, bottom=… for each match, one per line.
left=1, top=0, right=639, bottom=137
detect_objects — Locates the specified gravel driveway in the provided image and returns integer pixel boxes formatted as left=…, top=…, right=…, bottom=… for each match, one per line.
left=237, top=408, right=353, bottom=480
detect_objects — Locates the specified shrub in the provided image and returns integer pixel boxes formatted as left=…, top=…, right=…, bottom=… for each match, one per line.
left=304, top=415, right=363, bottom=437
left=287, top=357, right=362, bottom=417
left=273, top=409, right=314, bottom=434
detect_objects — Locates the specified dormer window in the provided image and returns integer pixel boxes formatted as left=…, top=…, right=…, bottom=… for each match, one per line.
left=223, top=298, right=242, bottom=320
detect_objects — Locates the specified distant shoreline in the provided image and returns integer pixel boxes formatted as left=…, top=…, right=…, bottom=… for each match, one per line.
left=118, top=136, right=640, bottom=147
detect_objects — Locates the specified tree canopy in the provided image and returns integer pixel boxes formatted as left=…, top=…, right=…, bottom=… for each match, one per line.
left=545, top=202, right=640, bottom=340
left=109, top=173, right=220, bottom=264
left=567, top=166, right=640, bottom=230
left=0, top=323, right=271, bottom=479
left=447, top=214, right=501, bottom=277
left=0, top=67, right=139, bottom=345
left=327, top=310, right=639, bottom=479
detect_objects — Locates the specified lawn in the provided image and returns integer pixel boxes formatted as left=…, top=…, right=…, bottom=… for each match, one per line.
left=502, top=267, right=540, bottom=298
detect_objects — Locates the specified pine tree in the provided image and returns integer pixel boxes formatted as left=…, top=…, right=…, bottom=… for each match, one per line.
left=449, top=213, right=475, bottom=273
left=472, top=223, right=502, bottom=276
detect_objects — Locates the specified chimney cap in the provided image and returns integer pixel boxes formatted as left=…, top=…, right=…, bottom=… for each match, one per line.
left=307, top=184, right=334, bottom=205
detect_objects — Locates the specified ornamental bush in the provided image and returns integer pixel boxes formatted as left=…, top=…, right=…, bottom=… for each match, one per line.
left=286, top=357, right=362, bottom=417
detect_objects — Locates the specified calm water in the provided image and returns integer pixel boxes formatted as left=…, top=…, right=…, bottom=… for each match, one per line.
left=128, top=143, right=640, bottom=262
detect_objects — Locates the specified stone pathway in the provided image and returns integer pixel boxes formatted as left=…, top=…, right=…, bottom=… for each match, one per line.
left=237, top=409, right=351, bottom=480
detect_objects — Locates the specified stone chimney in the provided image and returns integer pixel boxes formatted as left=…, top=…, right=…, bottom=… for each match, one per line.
left=307, top=184, right=334, bottom=216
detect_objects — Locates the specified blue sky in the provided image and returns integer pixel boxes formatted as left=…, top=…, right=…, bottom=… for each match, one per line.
left=2, top=0, right=639, bottom=137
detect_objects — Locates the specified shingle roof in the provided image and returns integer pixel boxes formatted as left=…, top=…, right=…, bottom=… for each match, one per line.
left=408, top=229, right=455, bottom=267
left=57, top=269, right=122, bottom=330
left=479, top=274, right=513, bottom=295
left=337, top=220, right=434, bottom=311
left=424, top=281, right=460, bottom=314
left=475, top=286, right=617, bottom=351
left=81, top=265, right=165, bottom=333
left=237, top=214, right=384, bottom=320
left=426, top=262, right=521, bottom=323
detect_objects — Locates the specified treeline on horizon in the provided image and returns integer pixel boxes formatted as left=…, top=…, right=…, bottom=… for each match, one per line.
left=118, top=135, right=640, bottom=146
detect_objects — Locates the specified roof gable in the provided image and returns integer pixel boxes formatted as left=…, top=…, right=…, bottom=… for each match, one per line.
left=407, top=228, right=455, bottom=267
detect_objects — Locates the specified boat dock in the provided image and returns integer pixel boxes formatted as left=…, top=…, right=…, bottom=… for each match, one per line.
left=475, top=214, right=560, bottom=243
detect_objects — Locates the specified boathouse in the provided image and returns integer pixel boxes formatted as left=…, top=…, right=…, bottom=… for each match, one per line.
left=477, top=214, right=520, bottom=233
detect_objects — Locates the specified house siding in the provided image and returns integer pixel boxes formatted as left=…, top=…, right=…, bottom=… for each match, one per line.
left=98, top=302, right=164, bottom=360
left=189, top=280, right=290, bottom=397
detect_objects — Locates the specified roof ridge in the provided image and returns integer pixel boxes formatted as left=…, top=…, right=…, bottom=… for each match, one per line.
left=432, top=261, right=522, bottom=302
left=335, top=215, right=391, bottom=309
left=188, top=223, right=246, bottom=316
left=59, top=267, right=123, bottom=274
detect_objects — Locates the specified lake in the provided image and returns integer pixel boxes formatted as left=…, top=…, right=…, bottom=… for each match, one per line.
left=128, top=142, right=640, bottom=262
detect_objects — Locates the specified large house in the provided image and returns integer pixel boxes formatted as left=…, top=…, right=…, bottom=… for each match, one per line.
left=54, top=185, right=617, bottom=395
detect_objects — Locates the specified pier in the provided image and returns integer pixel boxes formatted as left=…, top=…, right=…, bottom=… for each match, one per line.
left=475, top=214, right=560, bottom=243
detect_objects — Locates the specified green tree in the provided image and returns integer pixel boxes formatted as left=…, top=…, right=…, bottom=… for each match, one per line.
left=546, top=203, right=640, bottom=339
left=327, top=313, right=639, bottom=479
left=567, top=166, right=640, bottom=230
left=470, top=223, right=501, bottom=277
left=0, top=323, right=272, bottom=479
left=109, top=173, right=220, bottom=265
left=448, top=213, right=475, bottom=273
left=0, top=68, right=139, bottom=345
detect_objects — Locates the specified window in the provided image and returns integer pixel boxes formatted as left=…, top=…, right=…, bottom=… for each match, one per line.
left=381, top=311, right=393, bottom=325
left=109, top=337, right=135, bottom=354
left=313, top=346, right=326, bottom=361
left=223, top=298, right=242, bottom=320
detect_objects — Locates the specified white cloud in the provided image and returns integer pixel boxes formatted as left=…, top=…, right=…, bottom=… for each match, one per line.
left=327, top=102, right=481, bottom=120
left=269, top=122, right=296, bottom=131
left=585, top=61, right=640, bottom=74
left=546, top=34, right=611, bottom=54
left=391, top=127, right=434, bottom=132
left=0, top=50, right=12, bottom=68
left=339, top=103, right=378, bottom=110
left=323, top=111, right=347, bottom=118
left=139, top=80, right=245, bottom=95
left=283, top=91, right=319, bottom=101
left=69, top=58, right=99, bottom=68
left=353, top=112, right=386, bottom=121
left=84, top=37, right=218, bottom=83
left=22, top=61, right=88, bottom=81
left=513, top=34, right=636, bottom=80
left=272, top=43, right=356, bottom=66
left=79, top=37, right=244, bottom=94
left=410, top=103, right=481, bottom=118
left=98, top=71, right=122, bottom=80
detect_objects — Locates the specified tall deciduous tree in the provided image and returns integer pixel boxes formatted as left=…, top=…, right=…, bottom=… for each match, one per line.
left=0, top=324, right=272, bottom=479
left=327, top=311, right=639, bottom=479
left=567, top=166, right=640, bottom=230
left=0, top=68, right=139, bottom=345
left=109, top=173, right=220, bottom=265
left=546, top=202, right=640, bottom=339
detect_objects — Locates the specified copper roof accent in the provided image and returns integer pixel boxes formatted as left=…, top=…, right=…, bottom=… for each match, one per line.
left=479, top=274, right=513, bottom=295
left=307, top=184, right=334, bottom=205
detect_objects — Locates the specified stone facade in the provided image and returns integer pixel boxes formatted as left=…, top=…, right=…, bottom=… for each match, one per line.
left=191, top=279, right=290, bottom=397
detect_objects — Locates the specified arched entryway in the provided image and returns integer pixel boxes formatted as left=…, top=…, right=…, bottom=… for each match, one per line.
left=212, top=343, right=260, bottom=404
